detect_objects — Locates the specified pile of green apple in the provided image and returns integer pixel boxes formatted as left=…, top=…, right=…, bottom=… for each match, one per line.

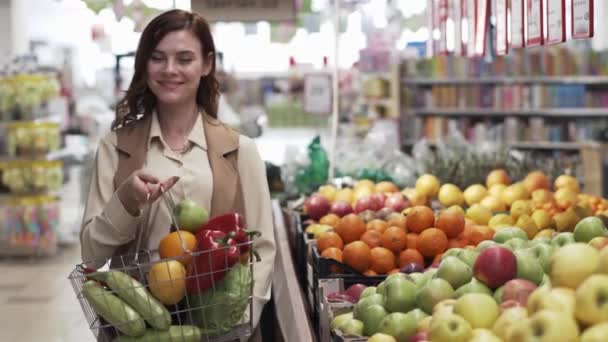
left=330, top=216, right=608, bottom=341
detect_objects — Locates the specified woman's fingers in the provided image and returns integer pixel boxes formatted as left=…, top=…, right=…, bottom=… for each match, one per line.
left=136, top=170, right=160, bottom=184
left=148, top=176, right=180, bottom=202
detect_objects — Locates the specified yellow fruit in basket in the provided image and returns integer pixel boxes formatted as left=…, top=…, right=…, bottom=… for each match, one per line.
left=318, top=185, right=337, bottom=202
left=334, top=188, right=354, bottom=203
left=416, top=174, right=440, bottom=198
left=510, top=200, right=533, bottom=221
left=354, top=179, right=376, bottom=191
left=466, top=204, right=493, bottom=225
left=147, top=260, right=187, bottom=305
left=515, top=214, right=539, bottom=239
left=555, top=188, right=578, bottom=210
left=554, top=175, right=580, bottom=193
left=532, top=210, right=553, bottom=230
left=488, top=213, right=513, bottom=231
left=438, top=184, right=465, bottom=207
left=402, top=188, right=428, bottom=206
left=488, top=184, right=507, bottom=198
left=486, top=169, right=510, bottom=188
left=464, top=184, right=488, bottom=206
left=534, top=229, right=556, bottom=240
left=531, top=189, right=553, bottom=206
left=480, top=196, right=506, bottom=213
left=159, top=231, right=196, bottom=266
left=501, top=183, right=528, bottom=207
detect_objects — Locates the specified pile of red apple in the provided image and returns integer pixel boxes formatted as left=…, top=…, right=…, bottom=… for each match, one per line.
left=304, top=191, right=410, bottom=221
left=329, top=217, right=608, bottom=341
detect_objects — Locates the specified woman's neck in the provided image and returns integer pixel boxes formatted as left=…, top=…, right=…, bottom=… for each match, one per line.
left=156, top=101, right=199, bottom=137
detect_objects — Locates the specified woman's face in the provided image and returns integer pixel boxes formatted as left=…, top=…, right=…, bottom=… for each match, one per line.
left=146, top=29, right=212, bottom=106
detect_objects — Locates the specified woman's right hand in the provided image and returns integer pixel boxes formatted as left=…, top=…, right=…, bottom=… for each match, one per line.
left=117, top=170, right=180, bottom=217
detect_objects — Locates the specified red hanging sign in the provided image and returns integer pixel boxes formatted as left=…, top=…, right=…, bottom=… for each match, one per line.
left=571, top=0, right=593, bottom=39
left=494, top=0, right=508, bottom=55
left=526, top=0, right=544, bottom=46
left=452, top=0, right=463, bottom=55
left=474, top=0, right=489, bottom=56
left=438, top=0, right=449, bottom=54
left=511, top=0, right=525, bottom=48
left=465, top=0, right=476, bottom=57
left=546, top=0, right=566, bottom=44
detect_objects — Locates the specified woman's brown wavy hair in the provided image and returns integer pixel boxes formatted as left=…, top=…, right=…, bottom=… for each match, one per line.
left=112, top=9, right=219, bottom=129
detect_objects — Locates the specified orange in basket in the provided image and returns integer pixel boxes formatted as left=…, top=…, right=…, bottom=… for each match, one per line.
left=158, top=231, right=197, bottom=266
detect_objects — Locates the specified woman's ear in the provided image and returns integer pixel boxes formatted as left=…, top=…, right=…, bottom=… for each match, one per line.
left=201, top=52, right=214, bottom=77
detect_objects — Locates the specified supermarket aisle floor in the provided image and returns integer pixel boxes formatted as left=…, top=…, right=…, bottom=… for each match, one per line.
left=0, top=245, right=90, bottom=342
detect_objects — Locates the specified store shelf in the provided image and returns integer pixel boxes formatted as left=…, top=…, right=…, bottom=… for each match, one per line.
left=407, top=108, right=608, bottom=118
left=403, top=140, right=600, bottom=151
left=360, top=98, right=393, bottom=106
left=402, top=76, right=608, bottom=86
left=360, top=70, right=393, bottom=78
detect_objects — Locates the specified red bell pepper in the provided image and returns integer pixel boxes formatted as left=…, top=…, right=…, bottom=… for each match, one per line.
left=200, top=213, right=246, bottom=233
left=186, top=230, right=240, bottom=294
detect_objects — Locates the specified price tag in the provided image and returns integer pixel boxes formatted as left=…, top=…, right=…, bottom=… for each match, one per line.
left=465, top=0, right=476, bottom=57
left=511, top=0, right=525, bottom=48
left=474, top=0, right=489, bottom=56
left=303, top=74, right=332, bottom=115
left=494, top=0, right=508, bottom=55
left=571, top=0, right=593, bottom=39
left=546, top=0, right=565, bottom=44
left=526, top=0, right=544, bottom=46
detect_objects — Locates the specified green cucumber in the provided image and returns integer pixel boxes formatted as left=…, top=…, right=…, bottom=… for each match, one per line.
left=113, top=325, right=202, bottom=342
left=89, top=271, right=171, bottom=331
left=82, top=280, right=146, bottom=337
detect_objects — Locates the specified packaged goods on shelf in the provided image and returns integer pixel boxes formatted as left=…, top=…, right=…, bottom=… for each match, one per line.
left=4, top=122, right=61, bottom=157
left=0, top=73, right=60, bottom=122
left=0, top=160, right=63, bottom=194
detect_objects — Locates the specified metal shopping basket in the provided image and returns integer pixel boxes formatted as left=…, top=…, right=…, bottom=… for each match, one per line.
left=68, top=187, right=256, bottom=342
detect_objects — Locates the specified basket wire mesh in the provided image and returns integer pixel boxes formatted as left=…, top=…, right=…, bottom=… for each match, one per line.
left=68, top=186, right=255, bottom=342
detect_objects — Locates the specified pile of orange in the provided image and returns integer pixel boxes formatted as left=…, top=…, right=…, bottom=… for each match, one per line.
left=314, top=205, right=497, bottom=276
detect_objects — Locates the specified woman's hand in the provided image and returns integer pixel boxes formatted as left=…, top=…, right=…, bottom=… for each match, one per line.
left=117, top=170, right=180, bottom=216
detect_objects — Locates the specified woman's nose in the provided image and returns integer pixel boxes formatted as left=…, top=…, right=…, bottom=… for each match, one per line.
left=163, top=59, right=178, bottom=74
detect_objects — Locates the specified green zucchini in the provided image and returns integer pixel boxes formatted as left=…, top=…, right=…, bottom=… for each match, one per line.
left=113, top=325, right=202, bottom=342
left=82, top=280, right=146, bottom=337
left=89, top=271, right=171, bottom=331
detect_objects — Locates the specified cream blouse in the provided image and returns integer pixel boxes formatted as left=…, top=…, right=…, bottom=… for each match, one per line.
left=80, top=112, right=276, bottom=332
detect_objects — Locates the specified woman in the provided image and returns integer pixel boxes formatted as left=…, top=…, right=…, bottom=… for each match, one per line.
left=80, top=9, right=275, bottom=341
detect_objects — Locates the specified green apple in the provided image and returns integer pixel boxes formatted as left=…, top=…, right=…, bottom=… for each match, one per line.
left=428, top=313, right=473, bottom=342
left=476, top=240, right=499, bottom=252
left=550, top=243, right=600, bottom=289
left=457, top=249, right=479, bottom=268
left=406, top=308, right=429, bottom=324
left=360, top=286, right=377, bottom=299
left=354, top=294, right=384, bottom=319
left=527, top=287, right=576, bottom=316
left=174, top=199, right=208, bottom=232
left=341, top=318, right=364, bottom=336
left=368, top=333, right=397, bottom=342
left=525, top=244, right=553, bottom=273
left=405, top=273, right=427, bottom=291
left=359, top=304, right=388, bottom=336
left=574, top=216, right=607, bottom=243
left=433, top=299, right=457, bottom=316
left=377, top=273, right=406, bottom=296
left=494, top=227, right=528, bottom=243
left=454, top=293, right=500, bottom=329
left=442, top=248, right=464, bottom=260
left=416, top=278, right=455, bottom=314
left=417, top=316, right=432, bottom=333
left=575, top=274, right=608, bottom=325
left=580, top=322, right=608, bottom=342
left=529, top=237, right=551, bottom=246
left=494, top=285, right=504, bottom=304
left=470, top=328, right=501, bottom=342
left=599, top=247, right=608, bottom=274
left=331, top=312, right=354, bottom=330
left=376, top=312, right=417, bottom=342
left=589, top=236, right=608, bottom=250
left=437, top=256, right=473, bottom=289
left=384, top=277, right=417, bottom=313
left=514, top=249, right=544, bottom=285
left=454, top=278, right=493, bottom=298
left=507, top=310, right=580, bottom=342
left=492, top=306, right=527, bottom=340
left=503, top=238, right=529, bottom=250
left=551, top=232, right=576, bottom=248
left=539, top=273, right=551, bottom=288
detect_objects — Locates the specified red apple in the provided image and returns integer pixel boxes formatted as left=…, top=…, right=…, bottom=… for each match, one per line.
left=385, top=193, right=411, bottom=212
left=304, top=194, right=330, bottom=220
left=369, top=193, right=387, bottom=211
left=344, top=284, right=367, bottom=302
left=330, top=201, right=353, bottom=217
left=473, top=246, right=517, bottom=289
left=400, top=262, right=424, bottom=274
left=410, top=331, right=429, bottom=342
left=499, top=299, right=524, bottom=313
left=355, top=196, right=372, bottom=213
left=502, top=279, right=537, bottom=307
left=589, top=236, right=608, bottom=250
left=325, top=291, right=356, bottom=303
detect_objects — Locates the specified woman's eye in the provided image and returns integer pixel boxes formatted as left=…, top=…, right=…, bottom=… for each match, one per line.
left=179, top=58, right=193, bottom=64
left=150, top=56, right=164, bottom=61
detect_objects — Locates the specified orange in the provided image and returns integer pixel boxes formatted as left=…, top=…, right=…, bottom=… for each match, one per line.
left=370, top=247, right=396, bottom=274
left=406, top=233, right=419, bottom=250
left=386, top=213, right=407, bottom=230
left=360, top=230, right=383, bottom=248
left=321, top=247, right=343, bottom=273
left=319, top=213, right=341, bottom=227
left=335, top=214, right=366, bottom=244
left=387, top=268, right=401, bottom=275
left=342, top=241, right=372, bottom=273
left=364, top=269, right=378, bottom=277
left=468, top=225, right=494, bottom=245
left=381, top=226, right=408, bottom=254
left=158, top=231, right=197, bottom=266
left=317, top=231, right=344, bottom=252
left=417, top=228, right=448, bottom=257
left=398, top=248, right=424, bottom=268
left=447, top=237, right=467, bottom=249
left=436, top=209, right=465, bottom=238
left=405, top=206, right=435, bottom=233
left=431, top=253, right=444, bottom=267
left=366, top=219, right=390, bottom=233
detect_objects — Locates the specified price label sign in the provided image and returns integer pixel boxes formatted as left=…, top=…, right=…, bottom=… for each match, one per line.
left=511, top=0, right=525, bottom=48
left=546, top=0, right=565, bottom=44
left=526, top=0, right=544, bottom=46
left=303, top=74, right=332, bottom=115
left=494, top=0, right=508, bottom=55
left=572, top=0, right=593, bottom=39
